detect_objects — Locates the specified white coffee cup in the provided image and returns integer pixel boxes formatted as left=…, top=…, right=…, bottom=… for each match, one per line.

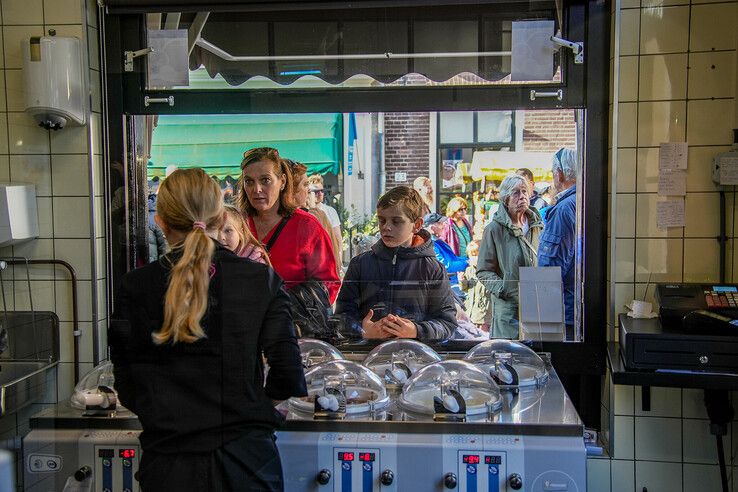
left=630, top=300, right=652, bottom=317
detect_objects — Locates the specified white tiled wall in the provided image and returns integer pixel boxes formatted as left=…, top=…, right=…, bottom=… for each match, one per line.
left=0, top=0, right=105, bottom=486
left=600, top=0, right=738, bottom=490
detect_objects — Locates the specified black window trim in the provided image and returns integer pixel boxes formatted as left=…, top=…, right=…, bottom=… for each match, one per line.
left=101, top=0, right=608, bottom=427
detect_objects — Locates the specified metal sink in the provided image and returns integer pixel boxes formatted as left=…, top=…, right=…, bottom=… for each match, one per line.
left=0, top=360, right=58, bottom=417
left=0, top=311, right=60, bottom=417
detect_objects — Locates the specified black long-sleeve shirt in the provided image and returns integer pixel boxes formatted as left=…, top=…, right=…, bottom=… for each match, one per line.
left=110, top=244, right=307, bottom=454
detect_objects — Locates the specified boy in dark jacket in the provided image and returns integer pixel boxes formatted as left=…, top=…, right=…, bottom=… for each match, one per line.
left=335, top=186, right=458, bottom=341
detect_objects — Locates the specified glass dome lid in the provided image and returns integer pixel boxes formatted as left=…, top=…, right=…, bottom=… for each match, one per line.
left=398, top=360, right=502, bottom=416
left=363, top=340, right=442, bottom=386
left=298, top=338, right=344, bottom=368
left=463, top=340, right=548, bottom=388
left=288, top=360, right=390, bottom=416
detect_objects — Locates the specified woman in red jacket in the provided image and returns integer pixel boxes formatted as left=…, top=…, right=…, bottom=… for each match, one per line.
left=236, top=147, right=340, bottom=302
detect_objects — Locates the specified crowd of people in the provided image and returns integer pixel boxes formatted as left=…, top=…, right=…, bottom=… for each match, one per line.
left=412, top=149, right=578, bottom=339
left=143, top=146, right=579, bottom=342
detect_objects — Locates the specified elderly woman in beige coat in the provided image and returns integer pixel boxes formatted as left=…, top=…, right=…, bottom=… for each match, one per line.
left=476, top=174, right=543, bottom=339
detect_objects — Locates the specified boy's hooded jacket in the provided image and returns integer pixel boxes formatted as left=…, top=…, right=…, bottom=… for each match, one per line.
left=335, top=229, right=458, bottom=341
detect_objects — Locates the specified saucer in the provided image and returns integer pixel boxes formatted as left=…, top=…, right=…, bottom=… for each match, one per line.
left=626, top=311, right=658, bottom=319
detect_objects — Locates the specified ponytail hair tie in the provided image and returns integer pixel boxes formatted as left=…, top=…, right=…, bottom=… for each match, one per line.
left=192, top=221, right=206, bottom=231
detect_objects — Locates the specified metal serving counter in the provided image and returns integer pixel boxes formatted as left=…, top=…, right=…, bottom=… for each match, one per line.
left=24, top=345, right=585, bottom=492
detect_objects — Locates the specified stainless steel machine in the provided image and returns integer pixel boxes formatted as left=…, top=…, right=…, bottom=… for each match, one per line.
left=24, top=340, right=586, bottom=492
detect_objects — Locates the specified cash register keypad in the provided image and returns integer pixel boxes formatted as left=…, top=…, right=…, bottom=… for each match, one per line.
left=705, top=290, right=738, bottom=308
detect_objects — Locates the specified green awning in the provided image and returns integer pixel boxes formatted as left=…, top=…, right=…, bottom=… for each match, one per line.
left=148, top=113, right=342, bottom=178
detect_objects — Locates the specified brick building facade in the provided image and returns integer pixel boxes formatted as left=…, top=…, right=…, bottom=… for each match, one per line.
left=383, top=112, right=431, bottom=189
left=521, top=109, right=577, bottom=152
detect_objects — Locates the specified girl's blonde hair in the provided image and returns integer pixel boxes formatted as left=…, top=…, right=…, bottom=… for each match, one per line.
left=154, top=168, right=223, bottom=345
left=445, top=197, right=468, bottom=218
left=222, top=205, right=271, bottom=266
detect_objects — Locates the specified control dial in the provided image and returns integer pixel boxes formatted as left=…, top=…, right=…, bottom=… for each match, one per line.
left=444, top=472, right=457, bottom=489
left=316, top=469, right=331, bottom=485
left=508, top=473, right=523, bottom=490
left=74, top=465, right=92, bottom=482
left=381, top=469, right=394, bottom=486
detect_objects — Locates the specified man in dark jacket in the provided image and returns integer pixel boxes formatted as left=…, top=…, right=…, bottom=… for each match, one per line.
left=538, top=148, right=578, bottom=336
left=335, top=186, right=458, bottom=341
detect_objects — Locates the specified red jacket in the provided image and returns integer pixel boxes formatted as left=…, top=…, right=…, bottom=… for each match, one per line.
left=248, top=208, right=340, bottom=303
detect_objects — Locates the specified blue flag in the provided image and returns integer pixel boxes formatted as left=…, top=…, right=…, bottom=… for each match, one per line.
left=347, top=112, right=357, bottom=176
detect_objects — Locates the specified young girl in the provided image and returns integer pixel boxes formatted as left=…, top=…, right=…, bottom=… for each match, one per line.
left=110, top=168, right=306, bottom=491
left=219, top=205, right=271, bottom=265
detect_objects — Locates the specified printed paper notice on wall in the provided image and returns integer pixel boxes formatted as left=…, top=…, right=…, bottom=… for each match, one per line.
left=656, top=198, right=685, bottom=229
left=658, top=142, right=688, bottom=170
left=658, top=169, right=686, bottom=196
left=718, top=156, right=738, bottom=185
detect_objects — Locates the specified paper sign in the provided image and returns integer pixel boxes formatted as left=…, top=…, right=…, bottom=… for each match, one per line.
left=656, top=199, right=685, bottom=229
left=658, top=169, right=686, bottom=196
left=519, top=267, right=564, bottom=323
left=147, top=29, right=190, bottom=88
left=718, top=156, right=738, bottom=185
left=659, top=142, right=688, bottom=170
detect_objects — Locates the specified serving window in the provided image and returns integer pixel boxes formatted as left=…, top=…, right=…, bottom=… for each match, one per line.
left=102, top=0, right=608, bottom=426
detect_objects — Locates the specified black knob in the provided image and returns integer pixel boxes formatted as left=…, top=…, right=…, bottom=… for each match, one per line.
left=74, top=465, right=92, bottom=482
left=444, top=472, right=457, bottom=489
left=381, top=469, right=394, bottom=486
left=316, top=469, right=331, bottom=485
left=508, top=473, right=523, bottom=490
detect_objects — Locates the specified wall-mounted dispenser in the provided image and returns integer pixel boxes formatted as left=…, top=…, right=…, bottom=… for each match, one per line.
left=0, top=183, right=39, bottom=246
left=22, top=33, right=86, bottom=130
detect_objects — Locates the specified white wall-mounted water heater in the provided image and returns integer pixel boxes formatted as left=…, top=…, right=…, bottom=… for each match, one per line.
left=22, top=34, right=86, bottom=130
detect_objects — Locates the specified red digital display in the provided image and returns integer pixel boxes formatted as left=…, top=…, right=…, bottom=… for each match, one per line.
left=337, top=452, right=355, bottom=461
left=485, top=455, right=502, bottom=465
left=462, top=455, right=480, bottom=464
left=118, top=449, right=136, bottom=459
left=359, top=453, right=375, bottom=462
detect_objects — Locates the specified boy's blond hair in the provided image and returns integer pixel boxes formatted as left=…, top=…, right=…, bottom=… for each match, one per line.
left=376, top=186, right=424, bottom=222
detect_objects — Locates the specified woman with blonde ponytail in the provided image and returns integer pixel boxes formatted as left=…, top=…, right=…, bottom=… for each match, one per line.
left=110, top=168, right=307, bottom=492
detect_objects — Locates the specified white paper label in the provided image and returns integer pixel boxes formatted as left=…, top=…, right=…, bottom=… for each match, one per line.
left=718, top=156, right=738, bottom=185
left=656, top=199, right=685, bottom=229
left=659, top=142, right=688, bottom=170
left=658, top=169, right=687, bottom=196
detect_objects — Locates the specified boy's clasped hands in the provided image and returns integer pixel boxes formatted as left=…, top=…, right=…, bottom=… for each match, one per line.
left=361, top=309, right=418, bottom=339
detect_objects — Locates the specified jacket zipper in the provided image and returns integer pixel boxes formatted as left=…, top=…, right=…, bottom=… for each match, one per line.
left=389, top=248, right=399, bottom=310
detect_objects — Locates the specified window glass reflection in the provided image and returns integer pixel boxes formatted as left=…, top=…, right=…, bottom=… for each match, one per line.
left=134, top=110, right=580, bottom=343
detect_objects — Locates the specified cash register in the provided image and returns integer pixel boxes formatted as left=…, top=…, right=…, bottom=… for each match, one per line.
left=619, top=283, right=738, bottom=372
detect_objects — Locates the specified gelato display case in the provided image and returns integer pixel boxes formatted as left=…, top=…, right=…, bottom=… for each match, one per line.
left=25, top=340, right=585, bottom=492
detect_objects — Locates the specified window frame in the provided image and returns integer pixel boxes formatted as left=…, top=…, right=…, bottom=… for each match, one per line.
left=101, top=0, right=608, bottom=427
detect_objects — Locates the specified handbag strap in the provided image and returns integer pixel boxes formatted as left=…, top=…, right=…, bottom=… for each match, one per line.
left=264, top=214, right=291, bottom=252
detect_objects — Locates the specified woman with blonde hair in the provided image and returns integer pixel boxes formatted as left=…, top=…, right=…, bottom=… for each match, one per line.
left=110, top=168, right=306, bottom=491
left=442, top=196, right=474, bottom=257
left=413, top=175, right=434, bottom=216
